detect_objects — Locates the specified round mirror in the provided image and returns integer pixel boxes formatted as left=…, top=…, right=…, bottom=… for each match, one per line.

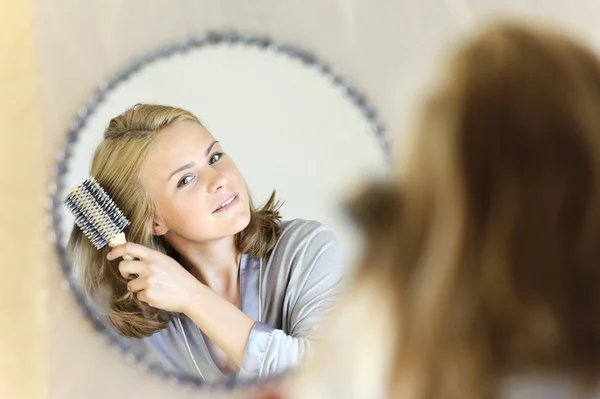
left=49, top=33, right=388, bottom=388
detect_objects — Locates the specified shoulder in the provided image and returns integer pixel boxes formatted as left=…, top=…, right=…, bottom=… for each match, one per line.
left=263, top=219, right=342, bottom=278
left=267, top=219, right=342, bottom=273
left=264, top=220, right=345, bottom=308
left=275, top=219, right=339, bottom=253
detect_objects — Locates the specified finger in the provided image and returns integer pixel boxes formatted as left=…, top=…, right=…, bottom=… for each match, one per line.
left=127, top=277, right=149, bottom=293
left=118, top=260, right=148, bottom=280
left=136, top=290, right=152, bottom=307
left=107, top=242, right=152, bottom=261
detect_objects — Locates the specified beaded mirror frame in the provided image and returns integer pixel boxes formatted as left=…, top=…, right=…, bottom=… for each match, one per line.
left=46, top=31, right=389, bottom=390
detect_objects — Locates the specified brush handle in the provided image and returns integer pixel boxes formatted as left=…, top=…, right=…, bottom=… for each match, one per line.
left=108, top=232, right=134, bottom=261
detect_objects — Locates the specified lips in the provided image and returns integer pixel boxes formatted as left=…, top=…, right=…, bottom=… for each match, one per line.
left=213, top=193, right=239, bottom=213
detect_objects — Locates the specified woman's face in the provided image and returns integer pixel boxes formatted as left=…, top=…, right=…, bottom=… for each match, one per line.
left=140, top=120, right=251, bottom=243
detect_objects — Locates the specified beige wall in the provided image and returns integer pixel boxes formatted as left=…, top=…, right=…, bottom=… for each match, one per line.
left=30, top=1, right=600, bottom=399
left=0, top=1, right=46, bottom=399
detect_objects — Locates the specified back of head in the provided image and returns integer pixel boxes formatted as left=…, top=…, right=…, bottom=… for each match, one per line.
left=346, top=22, right=600, bottom=399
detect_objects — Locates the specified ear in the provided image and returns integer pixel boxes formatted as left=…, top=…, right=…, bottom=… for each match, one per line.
left=152, top=215, right=169, bottom=236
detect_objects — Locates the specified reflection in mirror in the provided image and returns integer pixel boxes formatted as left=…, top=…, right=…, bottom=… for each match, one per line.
left=49, top=33, right=388, bottom=388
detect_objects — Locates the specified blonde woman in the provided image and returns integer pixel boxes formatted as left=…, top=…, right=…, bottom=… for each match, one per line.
left=68, top=104, right=343, bottom=383
left=290, top=22, right=600, bottom=399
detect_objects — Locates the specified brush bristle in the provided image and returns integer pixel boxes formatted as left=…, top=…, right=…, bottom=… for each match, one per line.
left=64, top=176, right=130, bottom=250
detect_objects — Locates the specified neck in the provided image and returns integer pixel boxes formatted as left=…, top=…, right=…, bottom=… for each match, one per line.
left=167, top=234, right=240, bottom=293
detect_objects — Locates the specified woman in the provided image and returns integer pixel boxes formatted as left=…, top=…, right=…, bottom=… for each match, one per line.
left=68, top=104, right=343, bottom=383
left=291, top=22, right=600, bottom=399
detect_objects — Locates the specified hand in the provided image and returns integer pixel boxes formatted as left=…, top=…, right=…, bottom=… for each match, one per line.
left=107, top=242, right=203, bottom=313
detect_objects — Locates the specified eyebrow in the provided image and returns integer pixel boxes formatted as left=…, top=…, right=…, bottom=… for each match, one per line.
left=167, top=141, right=220, bottom=182
left=168, top=162, right=196, bottom=181
left=205, top=140, right=219, bottom=156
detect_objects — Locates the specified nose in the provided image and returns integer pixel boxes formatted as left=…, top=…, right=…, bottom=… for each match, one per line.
left=205, top=169, right=227, bottom=193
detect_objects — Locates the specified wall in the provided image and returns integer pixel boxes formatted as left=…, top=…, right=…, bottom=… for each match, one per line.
left=36, top=1, right=600, bottom=399
left=0, top=1, right=46, bottom=399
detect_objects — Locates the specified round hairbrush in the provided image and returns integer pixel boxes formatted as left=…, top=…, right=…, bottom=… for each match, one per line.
left=64, top=176, right=134, bottom=260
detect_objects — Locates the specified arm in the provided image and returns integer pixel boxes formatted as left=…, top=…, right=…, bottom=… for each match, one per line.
left=108, top=224, right=343, bottom=376
left=186, top=226, right=343, bottom=378
left=107, top=242, right=257, bottom=367
left=182, top=281, right=255, bottom=366
left=238, top=227, right=343, bottom=378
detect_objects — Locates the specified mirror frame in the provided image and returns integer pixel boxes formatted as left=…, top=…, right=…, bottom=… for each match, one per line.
left=46, top=31, right=389, bottom=390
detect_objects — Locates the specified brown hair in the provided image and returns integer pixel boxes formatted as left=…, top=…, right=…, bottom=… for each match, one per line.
left=68, top=104, right=281, bottom=338
left=347, top=22, right=600, bottom=399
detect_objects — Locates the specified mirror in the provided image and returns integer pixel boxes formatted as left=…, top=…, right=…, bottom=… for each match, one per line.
left=48, top=33, right=388, bottom=388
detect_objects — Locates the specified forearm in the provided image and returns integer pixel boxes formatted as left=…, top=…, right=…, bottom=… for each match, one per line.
left=239, top=326, right=310, bottom=378
left=183, top=283, right=255, bottom=366
left=183, top=284, right=313, bottom=377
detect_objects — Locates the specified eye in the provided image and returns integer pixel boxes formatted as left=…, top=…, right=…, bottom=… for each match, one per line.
left=209, top=152, right=223, bottom=165
left=177, top=175, right=194, bottom=188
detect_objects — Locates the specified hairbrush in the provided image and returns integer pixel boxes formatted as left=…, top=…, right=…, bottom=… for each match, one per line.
left=64, top=176, right=134, bottom=260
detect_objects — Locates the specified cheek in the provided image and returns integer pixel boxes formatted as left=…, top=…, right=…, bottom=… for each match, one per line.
left=222, top=158, right=244, bottom=181
left=157, top=194, right=209, bottom=229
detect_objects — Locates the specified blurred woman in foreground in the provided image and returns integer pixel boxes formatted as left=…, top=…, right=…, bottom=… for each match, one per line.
left=291, top=21, right=600, bottom=399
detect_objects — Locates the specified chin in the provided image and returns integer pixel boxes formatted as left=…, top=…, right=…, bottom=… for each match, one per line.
left=212, top=199, right=251, bottom=238
left=233, top=208, right=252, bottom=233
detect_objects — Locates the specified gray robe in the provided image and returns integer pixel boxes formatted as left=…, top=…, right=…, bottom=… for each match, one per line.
left=116, top=219, right=344, bottom=384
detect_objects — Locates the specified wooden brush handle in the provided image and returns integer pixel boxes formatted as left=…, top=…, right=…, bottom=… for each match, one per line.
left=108, top=232, right=134, bottom=261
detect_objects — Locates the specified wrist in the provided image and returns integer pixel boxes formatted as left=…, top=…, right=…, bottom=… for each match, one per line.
left=181, top=280, right=206, bottom=315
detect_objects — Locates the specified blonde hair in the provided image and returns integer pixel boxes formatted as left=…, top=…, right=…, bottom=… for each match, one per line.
left=68, top=104, right=281, bottom=338
left=301, top=22, right=600, bottom=399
